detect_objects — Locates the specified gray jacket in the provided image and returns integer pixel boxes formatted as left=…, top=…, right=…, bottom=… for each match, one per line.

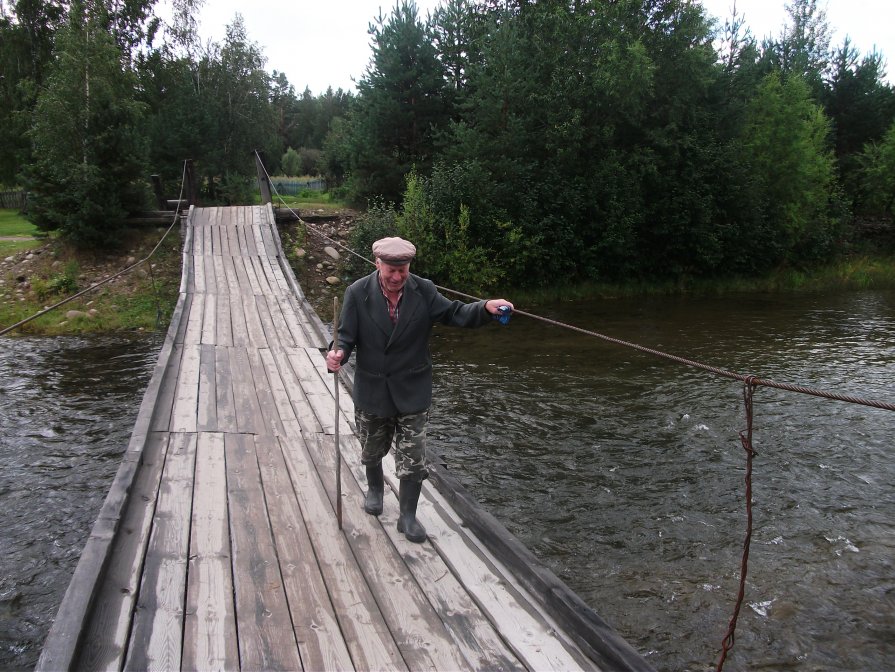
left=336, top=270, right=491, bottom=416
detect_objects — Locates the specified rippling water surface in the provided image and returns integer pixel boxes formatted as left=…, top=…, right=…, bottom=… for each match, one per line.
left=0, top=334, right=162, bottom=670
left=428, top=290, right=895, bottom=672
left=1, top=291, right=893, bottom=672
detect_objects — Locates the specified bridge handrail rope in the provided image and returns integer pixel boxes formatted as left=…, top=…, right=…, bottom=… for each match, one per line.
left=0, top=162, right=189, bottom=338
left=260, top=152, right=894, bottom=670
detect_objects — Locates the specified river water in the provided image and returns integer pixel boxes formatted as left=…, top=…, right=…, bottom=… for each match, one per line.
left=428, top=289, right=895, bottom=671
left=0, top=334, right=163, bottom=670
left=1, top=291, right=893, bottom=671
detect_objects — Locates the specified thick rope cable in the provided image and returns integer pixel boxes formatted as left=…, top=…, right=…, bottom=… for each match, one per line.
left=0, top=162, right=188, bottom=337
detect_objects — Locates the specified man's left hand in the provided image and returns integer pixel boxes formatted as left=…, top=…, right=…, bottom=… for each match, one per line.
left=484, top=299, right=514, bottom=315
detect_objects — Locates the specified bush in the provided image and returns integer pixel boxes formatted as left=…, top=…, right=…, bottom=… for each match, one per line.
left=345, top=200, right=399, bottom=280
left=281, top=147, right=302, bottom=176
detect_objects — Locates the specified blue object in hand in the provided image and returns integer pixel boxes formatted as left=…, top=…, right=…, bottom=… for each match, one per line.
left=494, top=305, right=512, bottom=325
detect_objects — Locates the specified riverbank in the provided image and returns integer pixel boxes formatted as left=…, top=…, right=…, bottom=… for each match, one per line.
left=0, top=225, right=181, bottom=336
left=507, top=253, right=895, bottom=308
left=3, top=206, right=894, bottom=336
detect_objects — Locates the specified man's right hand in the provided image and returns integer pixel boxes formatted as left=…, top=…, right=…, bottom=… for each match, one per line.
left=326, top=349, right=344, bottom=373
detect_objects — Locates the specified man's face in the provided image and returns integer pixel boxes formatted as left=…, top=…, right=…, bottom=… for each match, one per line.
left=376, top=259, right=410, bottom=293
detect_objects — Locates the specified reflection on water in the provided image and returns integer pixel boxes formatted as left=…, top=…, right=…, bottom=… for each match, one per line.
left=428, top=290, right=895, bottom=672
left=0, top=334, right=162, bottom=670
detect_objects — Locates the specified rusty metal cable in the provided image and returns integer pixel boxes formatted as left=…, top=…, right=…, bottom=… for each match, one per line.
left=716, top=377, right=758, bottom=671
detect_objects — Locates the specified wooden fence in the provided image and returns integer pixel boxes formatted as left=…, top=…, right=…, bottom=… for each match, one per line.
left=0, top=190, right=27, bottom=210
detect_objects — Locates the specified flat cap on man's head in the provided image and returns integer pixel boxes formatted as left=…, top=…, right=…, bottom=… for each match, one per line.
left=372, top=237, right=416, bottom=264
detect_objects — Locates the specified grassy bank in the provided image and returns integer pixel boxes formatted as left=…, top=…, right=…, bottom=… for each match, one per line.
left=3, top=199, right=893, bottom=337
left=0, top=221, right=182, bottom=336
left=0, top=208, right=44, bottom=256
left=509, top=254, right=895, bottom=307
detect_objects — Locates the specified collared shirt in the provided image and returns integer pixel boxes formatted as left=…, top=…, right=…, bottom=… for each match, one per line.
left=378, top=272, right=403, bottom=324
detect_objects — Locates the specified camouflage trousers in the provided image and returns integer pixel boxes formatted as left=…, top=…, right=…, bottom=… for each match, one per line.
left=355, top=408, right=429, bottom=482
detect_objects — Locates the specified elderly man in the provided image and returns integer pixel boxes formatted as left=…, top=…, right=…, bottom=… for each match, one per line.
left=326, top=237, right=513, bottom=543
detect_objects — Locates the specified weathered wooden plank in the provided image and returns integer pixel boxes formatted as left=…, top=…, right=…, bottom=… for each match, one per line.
left=241, top=221, right=259, bottom=257
left=211, top=255, right=227, bottom=295
left=260, top=220, right=278, bottom=257
left=203, top=253, right=217, bottom=294
left=254, top=434, right=355, bottom=671
left=124, top=432, right=197, bottom=672
left=276, top=434, right=408, bottom=671
left=214, top=293, right=233, bottom=348
left=245, top=347, right=286, bottom=438
left=183, top=432, right=239, bottom=672
left=230, top=253, right=252, bottom=293
left=375, top=503, right=528, bottom=672
left=229, top=346, right=264, bottom=435
left=240, top=254, right=264, bottom=295
left=193, top=252, right=206, bottom=294
left=191, top=218, right=203, bottom=256
left=172, top=292, right=194, bottom=346
left=221, top=254, right=241, bottom=297
left=71, top=432, right=170, bottom=672
left=170, top=343, right=200, bottom=433
left=201, top=289, right=216, bottom=345
left=231, top=224, right=244, bottom=257
left=268, top=255, right=292, bottom=295
left=266, top=295, right=301, bottom=350
left=257, top=348, right=302, bottom=439
left=150, top=342, right=183, bottom=433
left=211, top=223, right=223, bottom=257
left=253, top=295, right=288, bottom=352
left=249, top=256, right=273, bottom=296
left=275, top=295, right=315, bottom=348
left=289, top=346, right=331, bottom=388
left=255, top=254, right=281, bottom=297
left=197, top=343, right=217, bottom=432
left=214, top=345, right=238, bottom=434
left=240, top=293, right=267, bottom=346
left=228, top=291, right=250, bottom=348
left=288, top=348, right=347, bottom=435
left=252, top=223, right=267, bottom=264
left=225, top=433, right=303, bottom=671
left=218, top=218, right=231, bottom=256
left=203, top=227, right=213, bottom=262
left=269, top=346, right=322, bottom=435
left=182, top=291, right=204, bottom=346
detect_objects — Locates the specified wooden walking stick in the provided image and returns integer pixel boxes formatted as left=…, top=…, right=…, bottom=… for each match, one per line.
left=333, top=297, right=343, bottom=530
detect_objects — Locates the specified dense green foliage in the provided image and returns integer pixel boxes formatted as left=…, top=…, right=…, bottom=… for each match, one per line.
left=335, top=0, right=895, bottom=288
left=1, top=0, right=893, bottom=273
left=24, top=1, right=149, bottom=246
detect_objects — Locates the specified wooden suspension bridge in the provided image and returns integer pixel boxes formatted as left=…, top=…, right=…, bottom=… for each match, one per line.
left=36, top=204, right=652, bottom=671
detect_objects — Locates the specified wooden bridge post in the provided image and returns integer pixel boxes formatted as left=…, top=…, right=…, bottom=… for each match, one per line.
left=150, top=175, right=167, bottom=210
left=185, top=159, right=199, bottom=206
left=255, top=151, right=273, bottom=205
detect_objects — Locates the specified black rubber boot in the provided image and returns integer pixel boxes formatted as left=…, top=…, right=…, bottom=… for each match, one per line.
left=364, top=463, right=384, bottom=516
left=397, top=479, right=427, bottom=543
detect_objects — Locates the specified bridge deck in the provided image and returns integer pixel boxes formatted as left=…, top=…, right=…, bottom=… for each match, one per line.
left=38, top=205, right=647, bottom=671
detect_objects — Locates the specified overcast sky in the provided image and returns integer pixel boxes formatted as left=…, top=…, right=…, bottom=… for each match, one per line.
left=181, top=0, right=892, bottom=94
